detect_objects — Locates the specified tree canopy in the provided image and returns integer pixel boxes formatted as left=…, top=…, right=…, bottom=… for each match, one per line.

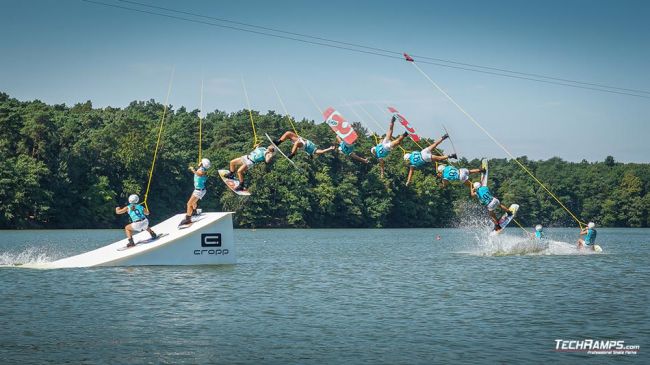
left=1, top=92, right=648, bottom=229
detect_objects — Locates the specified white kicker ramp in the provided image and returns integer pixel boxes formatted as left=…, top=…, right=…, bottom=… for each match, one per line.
left=23, top=212, right=236, bottom=269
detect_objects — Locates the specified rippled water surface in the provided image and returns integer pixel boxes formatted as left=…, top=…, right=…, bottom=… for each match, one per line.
left=0, top=228, right=648, bottom=364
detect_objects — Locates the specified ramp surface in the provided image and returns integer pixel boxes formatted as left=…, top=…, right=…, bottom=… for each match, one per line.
left=22, top=212, right=236, bottom=269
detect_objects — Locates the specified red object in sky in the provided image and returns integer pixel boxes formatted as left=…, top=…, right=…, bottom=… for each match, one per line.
left=403, top=53, right=414, bottom=62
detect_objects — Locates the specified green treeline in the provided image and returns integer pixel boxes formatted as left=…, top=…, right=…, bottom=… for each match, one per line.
left=1, top=92, right=649, bottom=229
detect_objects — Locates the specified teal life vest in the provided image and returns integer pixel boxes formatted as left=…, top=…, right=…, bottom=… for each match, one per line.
left=409, top=151, right=426, bottom=168
left=339, top=141, right=354, bottom=156
left=585, top=228, right=597, bottom=244
left=128, top=204, right=146, bottom=222
left=476, top=186, right=493, bottom=206
left=374, top=143, right=389, bottom=158
left=248, top=147, right=267, bottom=164
left=194, top=166, right=207, bottom=189
left=535, top=231, right=544, bottom=239
left=303, top=139, right=317, bottom=155
left=443, top=166, right=459, bottom=181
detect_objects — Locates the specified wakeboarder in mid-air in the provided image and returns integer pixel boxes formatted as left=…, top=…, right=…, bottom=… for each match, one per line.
left=470, top=181, right=513, bottom=232
left=437, top=163, right=484, bottom=188
left=371, top=115, right=409, bottom=177
left=271, top=131, right=334, bottom=159
left=336, top=136, right=369, bottom=164
left=223, top=145, right=276, bottom=192
left=403, top=134, right=456, bottom=186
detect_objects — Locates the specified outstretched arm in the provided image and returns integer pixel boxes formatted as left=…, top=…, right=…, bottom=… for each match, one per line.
left=315, top=146, right=336, bottom=155
left=115, top=206, right=128, bottom=214
left=406, top=166, right=414, bottom=186
left=350, top=153, right=369, bottom=164
left=265, top=151, right=275, bottom=163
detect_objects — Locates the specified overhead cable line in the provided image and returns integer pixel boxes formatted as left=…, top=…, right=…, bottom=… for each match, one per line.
left=81, top=0, right=650, bottom=99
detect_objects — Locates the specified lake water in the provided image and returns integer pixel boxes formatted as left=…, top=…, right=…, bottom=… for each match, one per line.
left=0, top=228, right=647, bottom=364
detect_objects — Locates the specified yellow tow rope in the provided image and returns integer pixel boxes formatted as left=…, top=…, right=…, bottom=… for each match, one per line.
left=143, top=67, right=174, bottom=211
left=271, top=78, right=300, bottom=136
left=241, top=76, right=259, bottom=147
left=407, top=57, right=585, bottom=228
left=198, top=78, right=204, bottom=162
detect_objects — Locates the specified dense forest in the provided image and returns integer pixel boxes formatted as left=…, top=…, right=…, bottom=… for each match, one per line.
left=1, top=92, right=649, bottom=229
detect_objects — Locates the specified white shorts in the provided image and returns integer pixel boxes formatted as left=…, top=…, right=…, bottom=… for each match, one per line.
left=130, top=218, right=149, bottom=232
left=421, top=148, right=433, bottom=162
left=381, top=140, right=392, bottom=152
left=193, top=189, right=207, bottom=200
left=240, top=156, right=254, bottom=168
left=487, top=197, right=500, bottom=211
left=459, top=168, right=470, bottom=182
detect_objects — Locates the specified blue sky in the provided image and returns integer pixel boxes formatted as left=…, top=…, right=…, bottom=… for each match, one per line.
left=1, top=0, right=649, bottom=162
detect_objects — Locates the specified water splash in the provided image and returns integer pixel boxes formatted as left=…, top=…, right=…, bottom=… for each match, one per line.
left=453, top=201, right=601, bottom=256
left=0, top=246, right=55, bottom=267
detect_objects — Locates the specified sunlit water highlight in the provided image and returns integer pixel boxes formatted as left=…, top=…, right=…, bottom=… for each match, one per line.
left=0, top=227, right=647, bottom=364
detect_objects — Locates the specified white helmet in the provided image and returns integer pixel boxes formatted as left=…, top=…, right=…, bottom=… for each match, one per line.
left=535, top=224, right=542, bottom=231
left=473, top=182, right=481, bottom=189
left=201, top=158, right=211, bottom=169
left=437, top=164, right=446, bottom=172
left=403, top=153, right=411, bottom=161
left=128, top=194, right=139, bottom=204
left=588, top=222, right=595, bottom=229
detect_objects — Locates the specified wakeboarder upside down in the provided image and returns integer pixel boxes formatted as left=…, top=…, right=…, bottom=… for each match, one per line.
left=403, top=134, right=456, bottom=186
left=371, top=115, right=409, bottom=177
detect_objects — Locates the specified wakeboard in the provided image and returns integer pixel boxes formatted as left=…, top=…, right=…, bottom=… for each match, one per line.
left=117, top=232, right=169, bottom=251
left=323, top=107, right=357, bottom=145
left=442, top=124, right=457, bottom=159
left=388, top=106, right=421, bottom=142
left=265, top=133, right=297, bottom=168
left=219, top=169, right=251, bottom=196
left=490, top=204, right=520, bottom=236
left=480, top=158, right=489, bottom=186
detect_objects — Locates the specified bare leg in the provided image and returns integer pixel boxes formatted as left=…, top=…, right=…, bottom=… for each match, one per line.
left=389, top=133, right=407, bottom=148
left=280, top=131, right=299, bottom=143
left=125, top=224, right=134, bottom=240
left=380, top=159, right=385, bottom=178
left=488, top=211, right=499, bottom=225
left=386, top=118, right=395, bottom=139
left=468, top=168, right=482, bottom=174
left=288, top=140, right=304, bottom=158
left=427, top=136, right=446, bottom=151
left=229, top=158, right=243, bottom=174
left=430, top=154, right=451, bottom=163
left=237, top=164, right=249, bottom=186
left=577, top=239, right=584, bottom=249
left=186, top=194, right=199, bottom=216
